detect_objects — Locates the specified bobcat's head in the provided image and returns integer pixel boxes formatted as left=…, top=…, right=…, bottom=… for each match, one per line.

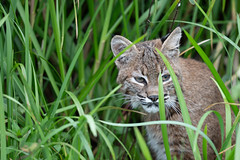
left=111, top=27, right=182, bottom=114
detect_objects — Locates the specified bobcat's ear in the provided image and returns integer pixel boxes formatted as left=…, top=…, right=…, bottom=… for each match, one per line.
left=111, top=35, right=139, bottom=68
left=161, top=27, right=182, bottom=58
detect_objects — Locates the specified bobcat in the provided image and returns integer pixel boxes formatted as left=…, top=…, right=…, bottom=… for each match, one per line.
left=111, top=27, right=229, bottom=159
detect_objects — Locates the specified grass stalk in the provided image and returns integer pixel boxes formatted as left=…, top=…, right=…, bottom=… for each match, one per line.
left=5, top=7, right=13, bottom=136
left=96, top=126, right=116, bottom=160
left=16, top=1, right=60, bottom=96
left=134, top=0, right=140, bottom=37
left=48, top=0, right=65, bottom=81
left=203, top=125, right=208, bottom=160
left=155, top=48, right=201, bottom=159
left=24, top=0, right=33, bottom=126
left=234, top=124, right=240, bottom=160
left=49, top=28, right=91, bottom=118
left=150, top=0, right=180, bottom=39
left=0, top=73, right=6, bottom=160
left=97, top=123, right=132, bottom=159
left=194, top=0, right=216, bottom=42
left=93, top=0, right=114, bottom=74
left=134, top=127, right=152, bottom=160
left=158, top=70, right=171, bottom=160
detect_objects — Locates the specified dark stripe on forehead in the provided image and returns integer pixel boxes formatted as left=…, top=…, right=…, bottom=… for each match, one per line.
left=140, top=45, right=161, bottom=80
left=136, top=41, right=166, bottom=76
left=142, top=45, right=158, bottom=67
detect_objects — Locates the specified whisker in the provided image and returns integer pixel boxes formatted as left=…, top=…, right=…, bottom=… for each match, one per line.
left=108, top=93, right=123, bottom=98
left=115, top=99, right=127, bottom=103
left=116, top=97, right=130, bottom=100
left=122, top=100, right=132, bottom=105
left=170, top=102, right=180, bottom=115
left=165, top=107, right=170, bottom=118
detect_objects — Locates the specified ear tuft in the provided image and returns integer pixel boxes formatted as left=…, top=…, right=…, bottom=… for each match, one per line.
left=161, top=27, right=182, bottom=58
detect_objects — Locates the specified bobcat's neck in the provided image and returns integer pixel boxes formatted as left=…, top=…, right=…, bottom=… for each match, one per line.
left=144, top=112, right=159, bottom=122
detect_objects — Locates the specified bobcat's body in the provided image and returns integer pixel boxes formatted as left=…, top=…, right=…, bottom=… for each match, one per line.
left=111, top=27, right=228, bottom=159
left=143, top=58, right=224, bottom=160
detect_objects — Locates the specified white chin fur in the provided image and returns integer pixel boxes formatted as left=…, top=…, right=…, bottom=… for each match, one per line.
left=141, top=105, right=159, bottom=113
left=131, top=101, right=140, bottom=109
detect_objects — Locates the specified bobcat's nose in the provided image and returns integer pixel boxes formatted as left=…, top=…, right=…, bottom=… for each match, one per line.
left=148, top=95, right=158, bottom=102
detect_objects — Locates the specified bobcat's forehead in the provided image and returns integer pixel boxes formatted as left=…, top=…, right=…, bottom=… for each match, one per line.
left=135, top=43, right=165, bottom=80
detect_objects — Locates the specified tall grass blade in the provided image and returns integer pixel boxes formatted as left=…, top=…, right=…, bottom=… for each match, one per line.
left=194, top=0, right=216, bottom=41
left=48, top=0, right=65, bottom=80
left=0, top=73, right=6, bottom=160
left=4, top=11, right=14, bottom=151
left=134, top=127, right=152, bottom=160
left=234, top=124, right=240, bottom=160
left=192, top=1, right=230, bottom=57
left=16, top=1, right=60, bottom=95
left=97, top=123, right=132, bottom=160
left=134, top=0, right=140, bottom=37
left=41, top=121, right=79, bottom=145
left=150, top=0, right=180, bottom=39
left=202, top=125, right=208, bottom=160
left=78, top=131, right=94, bottom=160
left=96, top=126, right=116, bottom=160
left=106, top=1, right=133, bottom=40
left=45, top=142, right=85, bottom=160
left=158, top=70, right=171, bottom=160
left=120, top=0, right=129, bottom=37
left=192, top=110, right=223, bottom=159
left=69, top=117, right=86, bottom=159
left=221, top=108, right=240, bottom=154
left=0, top=13, right=8, bottom=27
left=84, top=115, right=97, bottom=137
left=66, top=91, right=84, bottom=116
left=211, top=77, right=233, bottom=158
left=93, top=0, right=114, bottom=73
left=155, top=48, right=201, bottom=159
left=173, top=20, right=240, bottom=53
left=49, top=28, right=91, bottom=118
left=90, top=85, right=121, bottom=115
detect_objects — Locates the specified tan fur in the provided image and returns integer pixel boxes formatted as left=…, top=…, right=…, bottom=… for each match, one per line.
left=111, top=27, right=233, bottom=160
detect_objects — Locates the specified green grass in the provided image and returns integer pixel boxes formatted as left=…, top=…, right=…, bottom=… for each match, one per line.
left=158, top=64, right=171, bottom=159
left=156, top=48, right=202, bottom=159
left=0, top=0, right=239, bottom=159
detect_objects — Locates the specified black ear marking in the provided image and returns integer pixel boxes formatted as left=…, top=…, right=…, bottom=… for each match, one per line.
left=161, top=33, right=170, bottom=43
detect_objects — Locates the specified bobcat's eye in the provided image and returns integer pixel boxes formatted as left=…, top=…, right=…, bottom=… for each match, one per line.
left=134, top=77, right=147, bottom=84
left=162, top=74, right=170, bottom=82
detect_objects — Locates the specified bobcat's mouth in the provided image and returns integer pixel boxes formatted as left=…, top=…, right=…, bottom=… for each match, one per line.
left=141, top=102, right=158, bottom=107
left=137, top=95, right=179, bottom=114
left=140, top=102, right=160, bottom=113
left=146, top=103, right=158, bottom=108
